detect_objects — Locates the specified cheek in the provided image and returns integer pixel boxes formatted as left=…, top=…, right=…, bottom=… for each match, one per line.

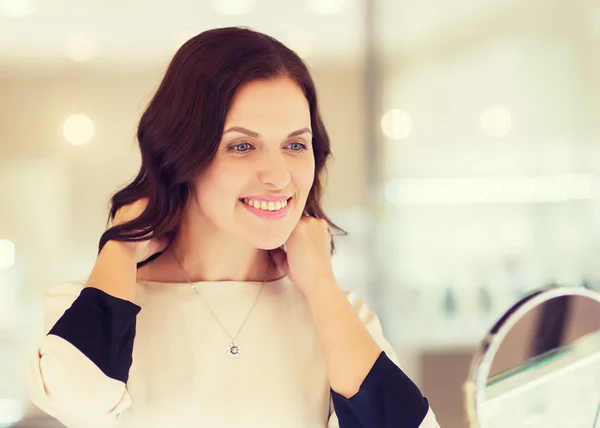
left=193, top=176, right=231, bottom=215
left=296, top=160, right=315, bottom=195
left=197, top=163, right=241, bottom=198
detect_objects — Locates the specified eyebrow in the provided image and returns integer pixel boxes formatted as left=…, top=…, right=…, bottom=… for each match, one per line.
left=223, top=127, right=312, bottom=138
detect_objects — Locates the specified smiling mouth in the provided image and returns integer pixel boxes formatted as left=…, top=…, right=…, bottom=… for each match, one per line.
left=239, top=197, right=292, bottom=212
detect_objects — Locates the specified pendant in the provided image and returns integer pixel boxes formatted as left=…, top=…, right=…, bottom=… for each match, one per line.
left=227, top=343, right=241, bottom=358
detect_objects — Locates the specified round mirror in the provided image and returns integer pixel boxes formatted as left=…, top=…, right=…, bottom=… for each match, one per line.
left=465, top=286, right=600, bottom=428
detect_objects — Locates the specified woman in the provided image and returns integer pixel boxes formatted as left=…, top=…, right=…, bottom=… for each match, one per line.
left=26, top=27, right=440, bottom=427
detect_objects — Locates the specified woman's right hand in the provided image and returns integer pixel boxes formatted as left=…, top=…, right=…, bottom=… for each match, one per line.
left=112, top=198, right=168, bottom=263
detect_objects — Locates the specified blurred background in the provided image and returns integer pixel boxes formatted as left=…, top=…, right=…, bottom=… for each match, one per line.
left=1, top=0, right=599, bottom=426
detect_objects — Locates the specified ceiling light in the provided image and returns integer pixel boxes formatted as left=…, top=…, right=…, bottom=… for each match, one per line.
left=480, top=105, right=512, bottom=138
left=62, top=114, right=95, bottom=146
left=381, top=109, right=413, bottom=140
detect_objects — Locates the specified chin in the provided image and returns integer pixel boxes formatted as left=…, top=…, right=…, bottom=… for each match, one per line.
left=244, top=228, right=292, bottom=251
left=252, top=236, right=288, bottom=251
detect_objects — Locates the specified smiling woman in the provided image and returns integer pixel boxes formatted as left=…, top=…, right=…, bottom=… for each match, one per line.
left=188, top=78, right=317, bottom=253
left=25, top=27, right=440, bottom=428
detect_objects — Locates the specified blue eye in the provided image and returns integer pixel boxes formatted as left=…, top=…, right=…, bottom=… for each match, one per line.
left=230, top=143, right=253, bottom=152
left=287, top=142, right=307, bottom=152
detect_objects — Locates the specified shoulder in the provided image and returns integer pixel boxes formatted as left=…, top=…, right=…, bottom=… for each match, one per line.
left=342, top=290, right=385, bottom=334
left=342, top=289, right=403, bottom=366
left=343, top=290, right=375, bottom=318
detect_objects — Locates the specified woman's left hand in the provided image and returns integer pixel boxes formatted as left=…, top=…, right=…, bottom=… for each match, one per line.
left=269, top=216, right=336, bottom=296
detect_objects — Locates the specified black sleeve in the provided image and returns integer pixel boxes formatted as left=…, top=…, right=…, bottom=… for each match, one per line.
left=330, top=351, right=430, bottom=428
left=47, top=287, right=141, bottom=383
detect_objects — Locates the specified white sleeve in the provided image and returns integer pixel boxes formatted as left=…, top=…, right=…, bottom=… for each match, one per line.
left=26, top=282, right=133, bottom=428
left=327, top=290, right=441, bottom=428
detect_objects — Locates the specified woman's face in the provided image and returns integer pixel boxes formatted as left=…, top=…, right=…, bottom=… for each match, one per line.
left=192, top=78, right=315, bottom=249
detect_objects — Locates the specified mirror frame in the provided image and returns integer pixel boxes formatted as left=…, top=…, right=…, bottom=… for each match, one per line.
left=463, top=285, right=600, bottom=428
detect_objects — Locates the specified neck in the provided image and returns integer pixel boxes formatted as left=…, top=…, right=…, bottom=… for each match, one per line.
left=168, top=208, right=277, bottom=283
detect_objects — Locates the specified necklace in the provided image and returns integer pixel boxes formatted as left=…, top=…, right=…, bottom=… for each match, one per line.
left=170, top=247, right=269, bottom=358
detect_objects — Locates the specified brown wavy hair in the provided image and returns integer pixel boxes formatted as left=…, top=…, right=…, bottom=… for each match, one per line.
left=99, top=27, right=345, bottom=256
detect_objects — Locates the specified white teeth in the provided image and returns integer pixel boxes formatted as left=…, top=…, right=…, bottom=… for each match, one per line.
left=242, top=198, right=290, bottom=211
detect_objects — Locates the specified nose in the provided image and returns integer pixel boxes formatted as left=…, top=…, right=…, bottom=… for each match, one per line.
left=257, top=151, right=291, bottom=189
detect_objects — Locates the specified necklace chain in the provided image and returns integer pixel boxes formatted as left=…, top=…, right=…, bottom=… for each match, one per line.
left=170, top=247, right=269, bottom=358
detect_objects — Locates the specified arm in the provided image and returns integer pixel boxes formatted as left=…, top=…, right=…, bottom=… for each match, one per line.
left=86, top=240, right=139, bottom=302
left=26, top=241, right=141, bottom=427
left=305, top=279, right=440, bottom=428
left=305, top=281, right=381, bottom=398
